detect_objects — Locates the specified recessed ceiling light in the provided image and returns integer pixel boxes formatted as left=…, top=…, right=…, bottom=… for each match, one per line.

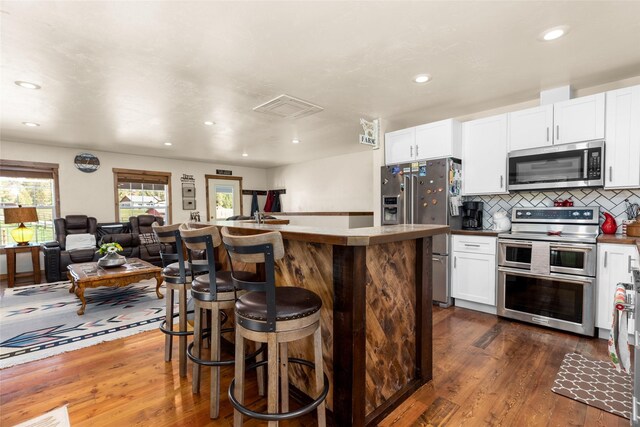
left=164, top=142, right=172, bottom=146
left=413, top=74, right=432, bottom=84
left=22, top=122, right=40, bottom=127
left=204, top=121, right=215, bottom=126
left=292, top=139, right=300, bottom=144
left=15, top=81, right=41, bottom=90
left=540, top=26, right=569, bottom=41
left=242, top=152, right=248, bottom=157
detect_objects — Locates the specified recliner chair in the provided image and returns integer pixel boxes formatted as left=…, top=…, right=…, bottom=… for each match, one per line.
left=42, top=215, right=100, bottom=282
left=129, top=215, right=173, bottom=265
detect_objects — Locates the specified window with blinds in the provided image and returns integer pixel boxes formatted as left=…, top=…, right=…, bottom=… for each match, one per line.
left=113, top=168, right=172, bottom=223
left=0, top=160, right=60, bottom=245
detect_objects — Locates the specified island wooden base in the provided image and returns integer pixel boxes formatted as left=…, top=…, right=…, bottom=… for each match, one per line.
left=223, top=228, right=434, bottom=426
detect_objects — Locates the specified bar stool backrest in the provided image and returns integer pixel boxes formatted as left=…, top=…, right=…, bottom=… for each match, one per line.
left=221, top=227, right=285, bottom=332
left=179, top=223, right=219, bottom=298
left=152, top=222, right=187, bottom=282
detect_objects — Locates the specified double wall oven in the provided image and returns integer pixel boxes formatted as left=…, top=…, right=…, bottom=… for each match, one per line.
left=497, top=207, right=600, bottom=336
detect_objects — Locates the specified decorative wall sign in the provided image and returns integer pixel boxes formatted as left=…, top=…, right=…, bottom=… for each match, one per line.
left=180, top=174, right=195, bottom=182
left=216, top=169, right=232, bottom=176
left=359, top=118, right=380, bottom=149
left=74, top=153, right=100, bottom=173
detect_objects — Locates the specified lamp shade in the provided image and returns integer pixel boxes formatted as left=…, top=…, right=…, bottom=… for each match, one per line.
left=3, top=206, right=38, bottom=224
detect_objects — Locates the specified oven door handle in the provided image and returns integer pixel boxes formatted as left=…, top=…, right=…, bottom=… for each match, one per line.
left=498, top=240, right=533, bottom=248
left=549, top=243, right=595, bottom=251
left=498, top=266, right=594, bottom=285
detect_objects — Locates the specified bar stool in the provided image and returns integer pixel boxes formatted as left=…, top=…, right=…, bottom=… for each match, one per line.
left=179, top=223, right=259, bottom=419
left=221, top=227, right=329, bottom=427
left=153, top=222, right=193, bottom=378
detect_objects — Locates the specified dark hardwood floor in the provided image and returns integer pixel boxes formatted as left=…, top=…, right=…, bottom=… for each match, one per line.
left=0, top=304, right=627, bottom=426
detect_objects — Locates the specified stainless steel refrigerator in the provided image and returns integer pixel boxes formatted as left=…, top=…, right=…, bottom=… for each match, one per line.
left=381, top=158, right=462, bottom=306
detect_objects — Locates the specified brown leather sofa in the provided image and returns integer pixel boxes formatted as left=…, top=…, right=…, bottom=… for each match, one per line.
left=42, top=215, right=100, bottom=282
left=42, top=214, right=175, bottom=282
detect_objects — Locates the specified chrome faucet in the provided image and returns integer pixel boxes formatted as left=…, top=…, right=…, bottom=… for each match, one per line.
left=255, top=211, right=263, bottom=224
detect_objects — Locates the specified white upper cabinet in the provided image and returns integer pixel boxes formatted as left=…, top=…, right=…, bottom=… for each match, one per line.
left=385, top=127, right=415, bottom=165
left=414, top=119, right=462, bottom=160
left=605, top=85, right=640, bottom=189
left=553, top=93, right=605, bottom=145
left=508, top=104, right=554, bottom=151
left=462, top=114, right=509, bottom=195
left=385, top=119, right=461, bottom=165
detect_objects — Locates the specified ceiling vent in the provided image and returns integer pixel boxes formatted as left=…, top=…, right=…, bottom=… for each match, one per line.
left=253, top=94, right=324, bottom=119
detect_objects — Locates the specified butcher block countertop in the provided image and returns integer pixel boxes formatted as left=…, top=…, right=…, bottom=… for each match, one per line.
left=208, top=221, right=449, bottom=246
left=451, top=229, right=501, bottom=237
left=597, top=234, right=640, bottom=245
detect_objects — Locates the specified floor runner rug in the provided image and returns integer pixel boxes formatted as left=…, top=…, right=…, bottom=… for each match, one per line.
left=551, top=352, right=632, bottom=419
left=0, top=280, right=167, bottom=369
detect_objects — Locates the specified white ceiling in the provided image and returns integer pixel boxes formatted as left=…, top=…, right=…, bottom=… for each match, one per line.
left=1, top=1, right=640, bottom=168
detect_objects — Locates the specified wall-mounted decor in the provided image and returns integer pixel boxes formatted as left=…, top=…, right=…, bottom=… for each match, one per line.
left=183, top=199, right=196, bottom=210
left=182, top=183, right=195, bottom=198
left=181, top=174, right=196, bottom=210
left=74, top=152, right=100, bottom=173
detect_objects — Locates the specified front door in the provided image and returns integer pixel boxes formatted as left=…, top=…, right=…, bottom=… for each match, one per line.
left=206, top=175, right=243, bottom=221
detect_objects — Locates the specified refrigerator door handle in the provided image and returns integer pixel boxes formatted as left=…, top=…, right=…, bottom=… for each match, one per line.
left=412, top=175, right=418, bottom=225
left=404, top=175, right=411, bottom=224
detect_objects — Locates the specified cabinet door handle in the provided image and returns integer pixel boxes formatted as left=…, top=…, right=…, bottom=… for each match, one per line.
left=546, top=127, right=549, bottom=142
left=556, top=125, right=560, bottom=141
left=604, top=251, right=608, bottom=268
left=629, top=256, right=635, bottom=273
left=464, top=243, right=481, bottom=247
left=500, top=175, right=504, bottom=189
left=454, top=256, right=457, bottom=268
left=416, top=145, right=419, bottom=157
left=609, top=166, right=613, bottom=182
left=410, top=145, right=413, bottom=158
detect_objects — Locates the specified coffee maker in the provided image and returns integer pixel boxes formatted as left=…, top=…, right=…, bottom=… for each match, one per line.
left=462, top=201, right=484, bottom=230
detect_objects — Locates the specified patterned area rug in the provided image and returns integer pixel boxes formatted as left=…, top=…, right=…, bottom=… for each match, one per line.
left=551, top=352, right=632, bottom=419
left=0, top=280, right=167, bottom=369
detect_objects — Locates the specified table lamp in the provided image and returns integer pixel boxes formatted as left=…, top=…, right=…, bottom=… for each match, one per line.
left=3, top=205, right=38, bottom=245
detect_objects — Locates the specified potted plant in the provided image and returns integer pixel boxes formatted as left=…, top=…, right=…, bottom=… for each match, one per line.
left=97, top=242, right=126, bottom=268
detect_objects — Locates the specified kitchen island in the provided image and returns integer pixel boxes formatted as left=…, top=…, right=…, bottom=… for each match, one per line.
left=211, top=221, right=449, bottom=426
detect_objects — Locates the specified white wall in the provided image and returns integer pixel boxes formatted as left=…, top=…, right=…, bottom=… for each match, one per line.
left=0, top=140, right=268, bottom=222
left=266, top=150, right=374, bottom=212
left=1, top=140, right=268, bottom=275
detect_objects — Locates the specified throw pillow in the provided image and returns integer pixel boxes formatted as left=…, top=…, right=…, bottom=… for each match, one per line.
left=139, top=233, right=159, bottom=245
left=65, top=234, right=96, bottom=251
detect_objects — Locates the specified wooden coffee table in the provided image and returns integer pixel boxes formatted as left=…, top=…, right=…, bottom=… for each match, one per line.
left=67, top=258, right=163, bottom=315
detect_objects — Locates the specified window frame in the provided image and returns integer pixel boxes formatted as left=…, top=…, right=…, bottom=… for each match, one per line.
left=0, top=159, right=61, bottom=245
left=112, top=168, right=172, bottom=223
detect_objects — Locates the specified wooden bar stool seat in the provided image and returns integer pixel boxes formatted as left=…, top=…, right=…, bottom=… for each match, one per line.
left=221, top=227, right=328, bottom=427
left=153, top=223, right=193, bottom=378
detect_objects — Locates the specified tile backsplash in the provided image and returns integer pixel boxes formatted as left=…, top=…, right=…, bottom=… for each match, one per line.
left=466, top=188, right=640, bottom=232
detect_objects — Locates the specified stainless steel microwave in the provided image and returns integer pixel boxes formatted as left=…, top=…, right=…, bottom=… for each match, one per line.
left=508, top=140, right=604, bottom=191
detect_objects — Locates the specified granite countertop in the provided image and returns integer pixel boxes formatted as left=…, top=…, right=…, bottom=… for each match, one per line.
left=208, top=221, right=449, bottom=246
left=451, top=229, right=501, bottom=237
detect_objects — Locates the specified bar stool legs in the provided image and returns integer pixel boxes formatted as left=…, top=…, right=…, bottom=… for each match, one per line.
left=231, top=320, right=328, bottom=427
left=160, top=282, right=192, bottom=378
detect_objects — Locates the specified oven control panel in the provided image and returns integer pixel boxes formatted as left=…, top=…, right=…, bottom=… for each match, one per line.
left=512, top=207, right=599, bottom=224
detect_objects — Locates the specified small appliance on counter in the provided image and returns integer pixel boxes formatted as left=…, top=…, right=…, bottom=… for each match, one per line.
left=492, top=211, right=511, bottom=232
left=462, top=201, right=483, bottom=230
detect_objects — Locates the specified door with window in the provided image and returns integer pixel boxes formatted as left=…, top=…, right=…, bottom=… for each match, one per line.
left=206, top=175, right=242, bottom=220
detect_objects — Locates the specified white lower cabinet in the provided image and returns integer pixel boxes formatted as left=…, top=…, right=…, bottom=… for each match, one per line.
left=596, top=243, right=639, bottom=333
left=451, top=235, right=497, bottom=308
